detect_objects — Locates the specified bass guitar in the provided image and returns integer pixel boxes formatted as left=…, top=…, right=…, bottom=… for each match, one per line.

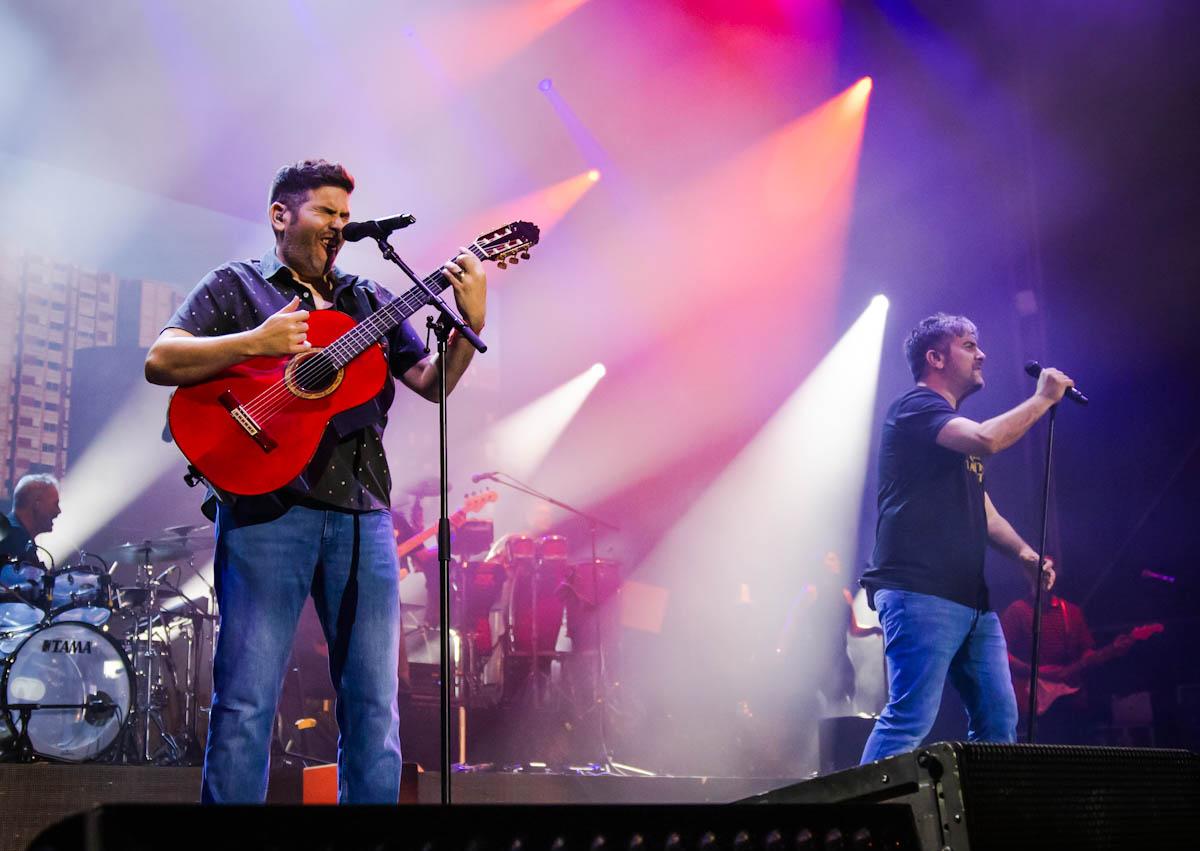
left=396, top=489, right=498, bottom=563
left=168, top=222, right=539, bottom=496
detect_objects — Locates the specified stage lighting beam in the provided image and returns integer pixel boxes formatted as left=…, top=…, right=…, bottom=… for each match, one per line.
left=485, top=362, right=607, bottom=480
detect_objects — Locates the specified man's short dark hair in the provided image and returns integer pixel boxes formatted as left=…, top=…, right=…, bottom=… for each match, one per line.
left=904, top=313, right=978, bottom=382
left=268, top=159, right=355, bottom=211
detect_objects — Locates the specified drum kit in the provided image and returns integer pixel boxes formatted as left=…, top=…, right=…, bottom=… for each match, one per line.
left=407, top=528, right=622, bottom=713
left=0, top=527, right=214, bottom=765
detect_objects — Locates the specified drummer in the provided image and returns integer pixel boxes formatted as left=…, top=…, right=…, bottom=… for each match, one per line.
left=0, top=474, right=61, bottom=610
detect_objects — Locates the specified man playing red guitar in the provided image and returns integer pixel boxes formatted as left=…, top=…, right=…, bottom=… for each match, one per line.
left=145, top=159, right=487, bottom=803
left=1002, top=590, right=1098, bottom=743
left=1001, top=588, right=1158, bottom=744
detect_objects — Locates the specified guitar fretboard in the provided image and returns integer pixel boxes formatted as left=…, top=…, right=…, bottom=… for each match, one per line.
left=325, top=242, right=487, bottom=368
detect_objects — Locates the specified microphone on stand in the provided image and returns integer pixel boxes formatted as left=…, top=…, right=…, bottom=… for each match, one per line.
left=84, top=692, right=117, bottom=725
left=1024, top=361, right=1089, bottom=406
left=342, top=214, right=417, bottom=243
left=470, top=471, right=500, bottom=483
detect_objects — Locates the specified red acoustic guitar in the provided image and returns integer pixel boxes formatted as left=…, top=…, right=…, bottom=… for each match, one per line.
left=168, top=222, right=539, bottom=496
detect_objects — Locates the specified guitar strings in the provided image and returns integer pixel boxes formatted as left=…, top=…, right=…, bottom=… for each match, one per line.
left=239, top=283, right=431, bottom=421
left=242, top=266, right=450, bottom=422
left=252, top=240, right=492, bottom=412
left=245, top=234, right=517, bottom=423
left=240, top=241, right=490, bottom=420
left=240, top=242, right=494, bottom=424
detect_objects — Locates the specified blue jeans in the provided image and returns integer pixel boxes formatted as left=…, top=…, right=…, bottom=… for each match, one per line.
left=860, top=589, right=1017, bottom=763
left=202, top=504, right=402, bottom=803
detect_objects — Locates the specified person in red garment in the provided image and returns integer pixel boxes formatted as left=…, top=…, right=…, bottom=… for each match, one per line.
left=1002, top=586, right=1155, bottom=744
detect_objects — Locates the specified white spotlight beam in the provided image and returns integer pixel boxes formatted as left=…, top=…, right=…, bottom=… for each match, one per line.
left=486, top=363, right=605, bottom=479
left=42, top=382, right=181, bottom=563
left=638, top=295, right=889, bottom=590
left=393, top=363, right=607, bottom=499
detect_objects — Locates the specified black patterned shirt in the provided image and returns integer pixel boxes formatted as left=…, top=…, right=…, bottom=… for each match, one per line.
left=166, top=249, right=427, bottom=517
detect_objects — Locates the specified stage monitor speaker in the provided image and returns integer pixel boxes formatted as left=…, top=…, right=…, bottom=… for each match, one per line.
left=740, top=741, right=1200, bottom=851
left=0, top=765, right=199, bottom=851
left=28, top=802, right=920, bottom=851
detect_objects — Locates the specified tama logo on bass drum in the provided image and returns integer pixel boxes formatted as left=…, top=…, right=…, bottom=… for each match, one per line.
left=41, top=639, right=93, bottom=654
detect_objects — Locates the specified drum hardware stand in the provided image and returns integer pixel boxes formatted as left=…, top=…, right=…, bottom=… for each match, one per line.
left=116, top=547, right=183, bottom=764
left=157, top=528, right=215, bottom=765
left=367, top=232, right=487, bottom=805
left=156, top=574, right=215, bottom=765
left=471, top=472, right=641, bottom=774
left=449, top=560, right=481, bottom=713
left=509, top=556, right=572, bottom=718
left=0, top=701, right=95, bottom=763
left=517, top=556, right=545, bottom=708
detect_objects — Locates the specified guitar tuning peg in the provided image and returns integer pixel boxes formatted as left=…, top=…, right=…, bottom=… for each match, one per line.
left=498, top=260, right=508, bottom=269
left=519, top=251, right=530, bottom=260
left=509, top=255, right=519, bottom=264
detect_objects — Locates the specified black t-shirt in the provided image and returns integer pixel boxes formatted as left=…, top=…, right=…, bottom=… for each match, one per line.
left=861, top=387, right=989, bottom=610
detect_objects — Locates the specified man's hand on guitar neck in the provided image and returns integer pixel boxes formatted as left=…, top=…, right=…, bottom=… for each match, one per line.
left=401, top=247, right=489, bottom=402
left=442, top=247, right=487, bottom=333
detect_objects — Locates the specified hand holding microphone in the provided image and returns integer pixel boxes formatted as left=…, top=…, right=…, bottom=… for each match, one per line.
left=1025, top=361, right=1088, bottom=406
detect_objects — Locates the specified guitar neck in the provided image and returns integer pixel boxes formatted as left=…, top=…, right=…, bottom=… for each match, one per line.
left=396, top=510, right=469, bottom=559
left=327, top=242, right=487, bottom=368
left=1075, top=624, right=1160, bottom=671
left=1085, top=635, right=1137, bottom=669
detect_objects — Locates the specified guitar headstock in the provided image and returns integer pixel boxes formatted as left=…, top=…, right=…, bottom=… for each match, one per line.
left=474, top=221, right=540, bottom=270
left=463, top=489, right=499, bottom=513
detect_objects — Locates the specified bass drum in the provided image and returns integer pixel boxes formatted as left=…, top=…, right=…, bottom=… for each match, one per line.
left=1, top=621, right=134, bottom=762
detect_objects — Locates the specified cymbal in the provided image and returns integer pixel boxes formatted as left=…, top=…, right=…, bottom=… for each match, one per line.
left=107, top=538, right=194, bottom=565
left=404, top=477, right=451, bottom=498
left=162, top=523, right=211, bottom=538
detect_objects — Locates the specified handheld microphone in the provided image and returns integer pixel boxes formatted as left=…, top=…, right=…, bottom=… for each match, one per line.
left=342, top=213, right=417, bottom=243
left=1024, top=361, right=1089, bottom=406
left=470, top=471, right=499, bottom=483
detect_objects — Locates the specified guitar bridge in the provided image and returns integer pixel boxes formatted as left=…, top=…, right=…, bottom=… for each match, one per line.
left=219, top=390, right=278, bottom=454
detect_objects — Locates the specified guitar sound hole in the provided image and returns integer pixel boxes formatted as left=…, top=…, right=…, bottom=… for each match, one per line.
left=290, top=352, right=340, bottom=396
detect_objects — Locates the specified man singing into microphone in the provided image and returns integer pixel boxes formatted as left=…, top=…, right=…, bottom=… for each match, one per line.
left=145, top=159, right=487, bottom=802
left=859, top=313, right=1073, bottom=763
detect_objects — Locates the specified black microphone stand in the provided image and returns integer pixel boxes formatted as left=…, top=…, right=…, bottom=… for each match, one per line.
left=1025, top=404, right=1056, bottom=743
left=371, top=235, right=486, bottom=805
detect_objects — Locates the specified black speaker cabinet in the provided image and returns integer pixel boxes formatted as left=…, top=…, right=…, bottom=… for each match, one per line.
left=29, top=802, right=921, bottom=851
left=742, top=741, right=1200, bottom=851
